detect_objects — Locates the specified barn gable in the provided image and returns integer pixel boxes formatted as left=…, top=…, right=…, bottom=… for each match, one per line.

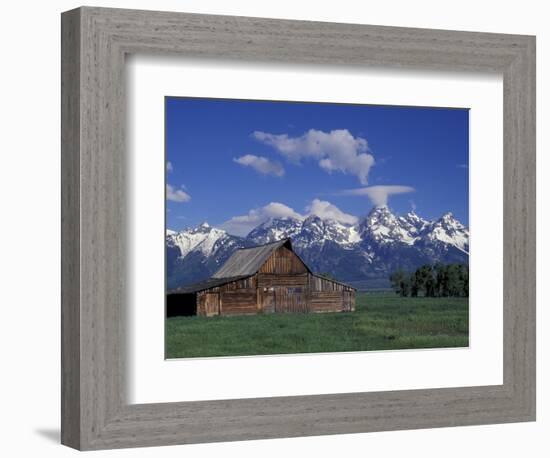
left=258, top=244, right=309, bottom=275
left=212, top=238, right=308, bottom=278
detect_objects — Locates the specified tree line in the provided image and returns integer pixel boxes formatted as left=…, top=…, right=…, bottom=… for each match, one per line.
left=389, top=263, right=469, bottom=297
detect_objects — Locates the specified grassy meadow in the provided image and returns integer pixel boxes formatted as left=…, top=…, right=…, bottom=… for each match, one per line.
left=165, top=293, right=468, bottom=359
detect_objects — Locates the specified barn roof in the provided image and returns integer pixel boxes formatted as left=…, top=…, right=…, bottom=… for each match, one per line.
left=167, top=275, right=251, bottom=294
left=311, top=273, right=357, bottom=291
left=212, top=238, right=310, bottom=278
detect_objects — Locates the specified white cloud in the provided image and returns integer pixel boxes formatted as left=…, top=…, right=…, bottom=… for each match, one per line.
left=253, top=129, right=374, bottom=184
left=166, top=184, right=191, bottom=203
left=233, top=154, right=285, bottom=177
left=166, top=161, right=173, bottom=172
left=342, top=185, right=415, bottom=207
left=305, top=199, right=358, bottom=225
left=221, top=202, right=303, bottom=236
left=221, top=199, right=358, bottom=236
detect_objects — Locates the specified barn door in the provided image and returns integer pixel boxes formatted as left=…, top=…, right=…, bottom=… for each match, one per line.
left=291, top=287, right=307, bottom=313
left=261, top=288, right=275, bottom=314
left=204, top=293, right=220, bottom=317
left=275, top=287, right=307, bottom=313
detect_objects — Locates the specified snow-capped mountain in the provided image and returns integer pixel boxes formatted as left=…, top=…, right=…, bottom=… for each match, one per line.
left=167, top=222, right=227, bottom=259
left=166, top=206, right=469, bottom=289
left=166, top=222, right=253, bottom=288
left=246, top=217, right=303, bottom=245
left=421, top=212, right=469, bottom=253
left=247, top=215, right=360, bottom=249
left=359, top=206, right=419, bottom=246
left=401, top=211, right=429, bottom=233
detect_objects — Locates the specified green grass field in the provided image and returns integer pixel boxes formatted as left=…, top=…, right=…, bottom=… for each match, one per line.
left=165, top=293, right=469, bottom=359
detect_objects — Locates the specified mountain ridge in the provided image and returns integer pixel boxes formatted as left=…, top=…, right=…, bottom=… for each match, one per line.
left=166, top=206, right=469, bottom=290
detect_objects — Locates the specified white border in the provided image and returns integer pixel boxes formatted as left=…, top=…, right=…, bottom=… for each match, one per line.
left=127, top=56, right=503, bottom=404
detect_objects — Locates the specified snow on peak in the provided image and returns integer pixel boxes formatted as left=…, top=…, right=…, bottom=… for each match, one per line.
left=247, top=217, right=303, bottom=245
left=360, top=206, right=417, bottom=245
left=167, top=223, right=228, bottom=258
left=167, top=208, right=469, bottom=265
left=422, top=212, right=469, bottom=252
left=405, top=210, right=422, bottom=222
left=298, top=215, right=359, bottom=248
left=401, top=211, right=429, bottom=234
left=247, top=214, right=360, bottom=248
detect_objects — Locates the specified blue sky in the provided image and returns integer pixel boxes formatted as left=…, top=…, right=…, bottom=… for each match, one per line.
left=166, top=97, right=469, bottom=235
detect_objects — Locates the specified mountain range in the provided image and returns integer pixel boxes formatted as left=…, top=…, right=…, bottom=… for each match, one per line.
left=166, top=206, right=469, bottom=290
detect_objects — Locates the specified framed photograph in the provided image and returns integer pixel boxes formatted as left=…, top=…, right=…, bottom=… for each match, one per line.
left=164, top=97, right=470, bottom=359
left=61, top=6, right=536, bottom=450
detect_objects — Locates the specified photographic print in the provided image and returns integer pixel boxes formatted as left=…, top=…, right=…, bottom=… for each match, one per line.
left=165, top=97, right=469, bottom=359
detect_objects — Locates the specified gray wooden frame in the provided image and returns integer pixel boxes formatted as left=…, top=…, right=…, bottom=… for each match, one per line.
left=61, top=6, right=536, bottom=451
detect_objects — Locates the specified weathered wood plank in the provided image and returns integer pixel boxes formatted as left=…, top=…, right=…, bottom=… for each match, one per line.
left=259, top=246, right=309, bottom=274
left=257, top=273, right=308, bottom=288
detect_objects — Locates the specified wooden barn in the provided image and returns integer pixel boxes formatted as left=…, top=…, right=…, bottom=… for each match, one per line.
left=167, top=238, right=356, bottom=317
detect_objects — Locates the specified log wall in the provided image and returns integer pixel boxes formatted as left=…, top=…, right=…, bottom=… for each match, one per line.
left=220, top=290, right=258, bottom=315
left=307, top=273, right=356, bottom=312
left=257, top=273, right=308, bottom=288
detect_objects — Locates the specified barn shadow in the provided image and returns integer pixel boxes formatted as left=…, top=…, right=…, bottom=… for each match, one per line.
left=167, top=293, right=197, bottom=317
